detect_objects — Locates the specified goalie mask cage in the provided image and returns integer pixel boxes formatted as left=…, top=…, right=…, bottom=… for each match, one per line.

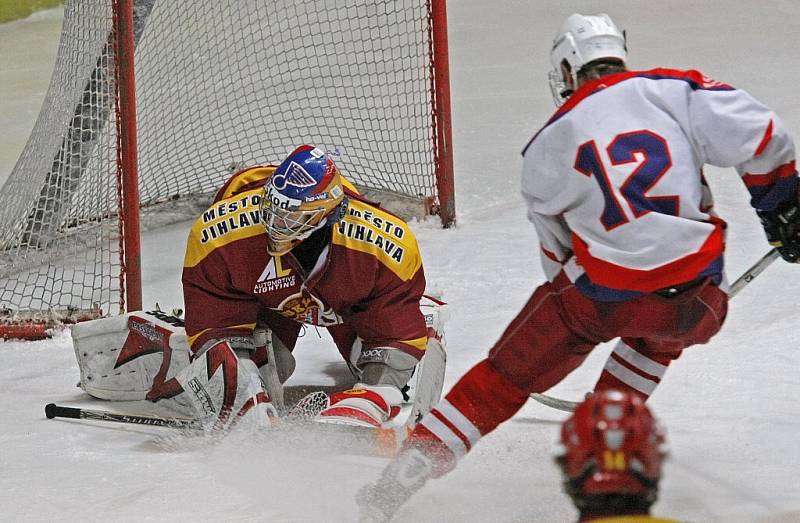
left=0, top=0, right=455, bottom=339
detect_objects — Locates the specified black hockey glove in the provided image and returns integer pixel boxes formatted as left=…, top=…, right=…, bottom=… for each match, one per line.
left=757, top=198, right=800, bottom=263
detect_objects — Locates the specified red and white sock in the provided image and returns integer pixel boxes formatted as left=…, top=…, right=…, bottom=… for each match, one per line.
left=594, top=339, right=673, bottom=400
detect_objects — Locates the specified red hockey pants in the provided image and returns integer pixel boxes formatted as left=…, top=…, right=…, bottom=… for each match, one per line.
left=488, top=270, right=728, bottom=393
left=405, top=271, right=728, bottom=473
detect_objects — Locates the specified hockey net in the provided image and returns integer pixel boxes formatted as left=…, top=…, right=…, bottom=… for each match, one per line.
left=0, top=0, right=454, bottom=338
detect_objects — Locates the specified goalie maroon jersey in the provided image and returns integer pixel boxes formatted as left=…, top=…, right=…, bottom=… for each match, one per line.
left=522, top=68, right=797, bottom=298
left=182, top=165, right=428, bottom=360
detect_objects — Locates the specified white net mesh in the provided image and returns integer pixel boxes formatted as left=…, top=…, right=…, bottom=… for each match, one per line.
left=0, top=0, right=442, bottom=318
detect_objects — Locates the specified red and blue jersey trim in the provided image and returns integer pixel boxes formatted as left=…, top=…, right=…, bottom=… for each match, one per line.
left=742, top=161, right=798, bottom=211
left=571, top=219, right=726, bottom=293
left=522, top=68, right=735, bottom=155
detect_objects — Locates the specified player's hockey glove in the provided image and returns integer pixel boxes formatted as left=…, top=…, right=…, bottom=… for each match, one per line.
left=757, top=197, right=800, bottom=262
left=317, top=384, right=402, bottom=428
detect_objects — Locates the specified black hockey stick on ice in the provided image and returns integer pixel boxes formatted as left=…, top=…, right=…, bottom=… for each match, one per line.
left=44, top=403, right=203, bottom=430
left=530, top=248, right=781, bottom=413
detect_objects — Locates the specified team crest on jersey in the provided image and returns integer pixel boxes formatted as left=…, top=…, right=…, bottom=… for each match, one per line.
left=272, top=288, right=342, bottom=326
left=253, top=257, right=296, bottom=294
left=271, top=161, right=317, bottom=190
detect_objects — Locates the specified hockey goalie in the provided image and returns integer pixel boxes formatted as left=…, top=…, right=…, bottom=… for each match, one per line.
left=72, top=145, right=446, bottom=444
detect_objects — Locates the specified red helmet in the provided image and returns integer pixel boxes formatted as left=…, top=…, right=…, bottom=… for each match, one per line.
left=556, top=390, right=666, bottom=513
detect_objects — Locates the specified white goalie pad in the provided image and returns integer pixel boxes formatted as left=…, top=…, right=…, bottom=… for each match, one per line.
left=346, top=295, right=448, bottom=414
left=345, top=294, right=448, bottom=425
left=407, top=337, right=446, bottom=426
left=72, top=311, right=191, bottom=401
left=420, top=294, right=447, bottom=347
left=406, top=295, right=448, bottom=424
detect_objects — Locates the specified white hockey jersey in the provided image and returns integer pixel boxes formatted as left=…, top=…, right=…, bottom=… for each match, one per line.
left=522, top=68, right=797, bottom=297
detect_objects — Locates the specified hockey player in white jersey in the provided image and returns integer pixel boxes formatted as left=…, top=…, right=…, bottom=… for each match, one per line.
left=357, top=13, right=800, bottom=521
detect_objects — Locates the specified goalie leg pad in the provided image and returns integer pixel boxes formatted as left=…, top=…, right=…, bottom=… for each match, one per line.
left=406, top=295, right=448, bottom=424
left=347, top=295, right=448, bottom=427
left=72, top=311, right=190, bottom=401
left=356, top=350, right=418, bottom=390
left=407, top=337, right=446, bottom=426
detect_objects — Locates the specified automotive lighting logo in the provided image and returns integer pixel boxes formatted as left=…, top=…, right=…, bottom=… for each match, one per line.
left=253, top=257, right=295, bottom=294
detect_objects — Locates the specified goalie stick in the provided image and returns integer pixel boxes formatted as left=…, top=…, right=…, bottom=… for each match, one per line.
left=45, top=403, right=202, bottom=429
left=45, top=397, right=403, bottom=458
left=530, top=248, right=781, bottom=413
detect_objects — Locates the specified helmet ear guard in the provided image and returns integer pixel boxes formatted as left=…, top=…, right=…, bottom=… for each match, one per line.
left=548, top=58, right=575, bottom=105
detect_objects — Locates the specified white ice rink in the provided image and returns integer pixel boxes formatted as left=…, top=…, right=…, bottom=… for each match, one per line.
left=1, top=2, right=800, bottom=522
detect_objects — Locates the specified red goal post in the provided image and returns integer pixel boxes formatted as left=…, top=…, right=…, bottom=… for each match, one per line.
left=0, top=0, right=455, bottom=339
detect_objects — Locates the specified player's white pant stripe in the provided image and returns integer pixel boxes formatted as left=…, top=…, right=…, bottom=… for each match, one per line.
left=421, top=413, right=468, bottom=458
left=435, top=399, right=482, bottom=446
left=605, top=358, right=657, bottom=395
left=612, top=341, right=667, bottom=377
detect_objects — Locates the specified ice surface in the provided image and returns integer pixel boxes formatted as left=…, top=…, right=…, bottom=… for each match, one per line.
left=1, top=1, right=799, bottom=522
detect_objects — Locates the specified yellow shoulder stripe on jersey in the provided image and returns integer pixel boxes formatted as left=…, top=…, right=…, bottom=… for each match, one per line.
left=184, top=186, right=266, bottom=268
left=332, top=198, right=422, bottom=281
left=404, top=335, right=429, bottom=353
left=216, top=165, right=276, bottom=201
left=341, top=176, right=360, bottom=194
left=186, top=324, right=257, bottom=350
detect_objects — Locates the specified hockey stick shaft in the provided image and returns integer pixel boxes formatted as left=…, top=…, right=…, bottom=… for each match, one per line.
left=727, top=248, right=780, bottom=298
left=531, top=248, right=781, bottom=412
left=44, top=403, right=202, bottom=430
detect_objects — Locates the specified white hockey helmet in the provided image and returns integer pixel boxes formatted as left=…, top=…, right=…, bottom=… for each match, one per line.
left=548, top=13, right=627, bottom=106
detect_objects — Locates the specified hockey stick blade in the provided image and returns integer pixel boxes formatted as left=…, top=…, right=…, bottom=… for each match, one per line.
left=530, top=248, right=781, bottom=412
left=528, top=393, right=580, bottom=413
left=45, top=403, right=202, bottom=430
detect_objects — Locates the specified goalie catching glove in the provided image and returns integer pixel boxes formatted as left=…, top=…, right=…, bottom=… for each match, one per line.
left=758, top=195, right=800, bottom=262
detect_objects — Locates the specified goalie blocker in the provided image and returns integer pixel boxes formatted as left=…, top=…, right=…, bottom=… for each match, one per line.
left=71, top=296, right=447, bottom=431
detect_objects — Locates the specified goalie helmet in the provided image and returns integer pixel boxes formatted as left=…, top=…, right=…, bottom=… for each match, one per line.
left=261, top=145, right=347, bottom=256
left=548, top=13, right=627, bottom=106
left=555, top=390, right=665, bottom=514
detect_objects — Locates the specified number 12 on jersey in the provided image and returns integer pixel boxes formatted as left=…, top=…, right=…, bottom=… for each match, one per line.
left=574, top=130, right=679, bottom=231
